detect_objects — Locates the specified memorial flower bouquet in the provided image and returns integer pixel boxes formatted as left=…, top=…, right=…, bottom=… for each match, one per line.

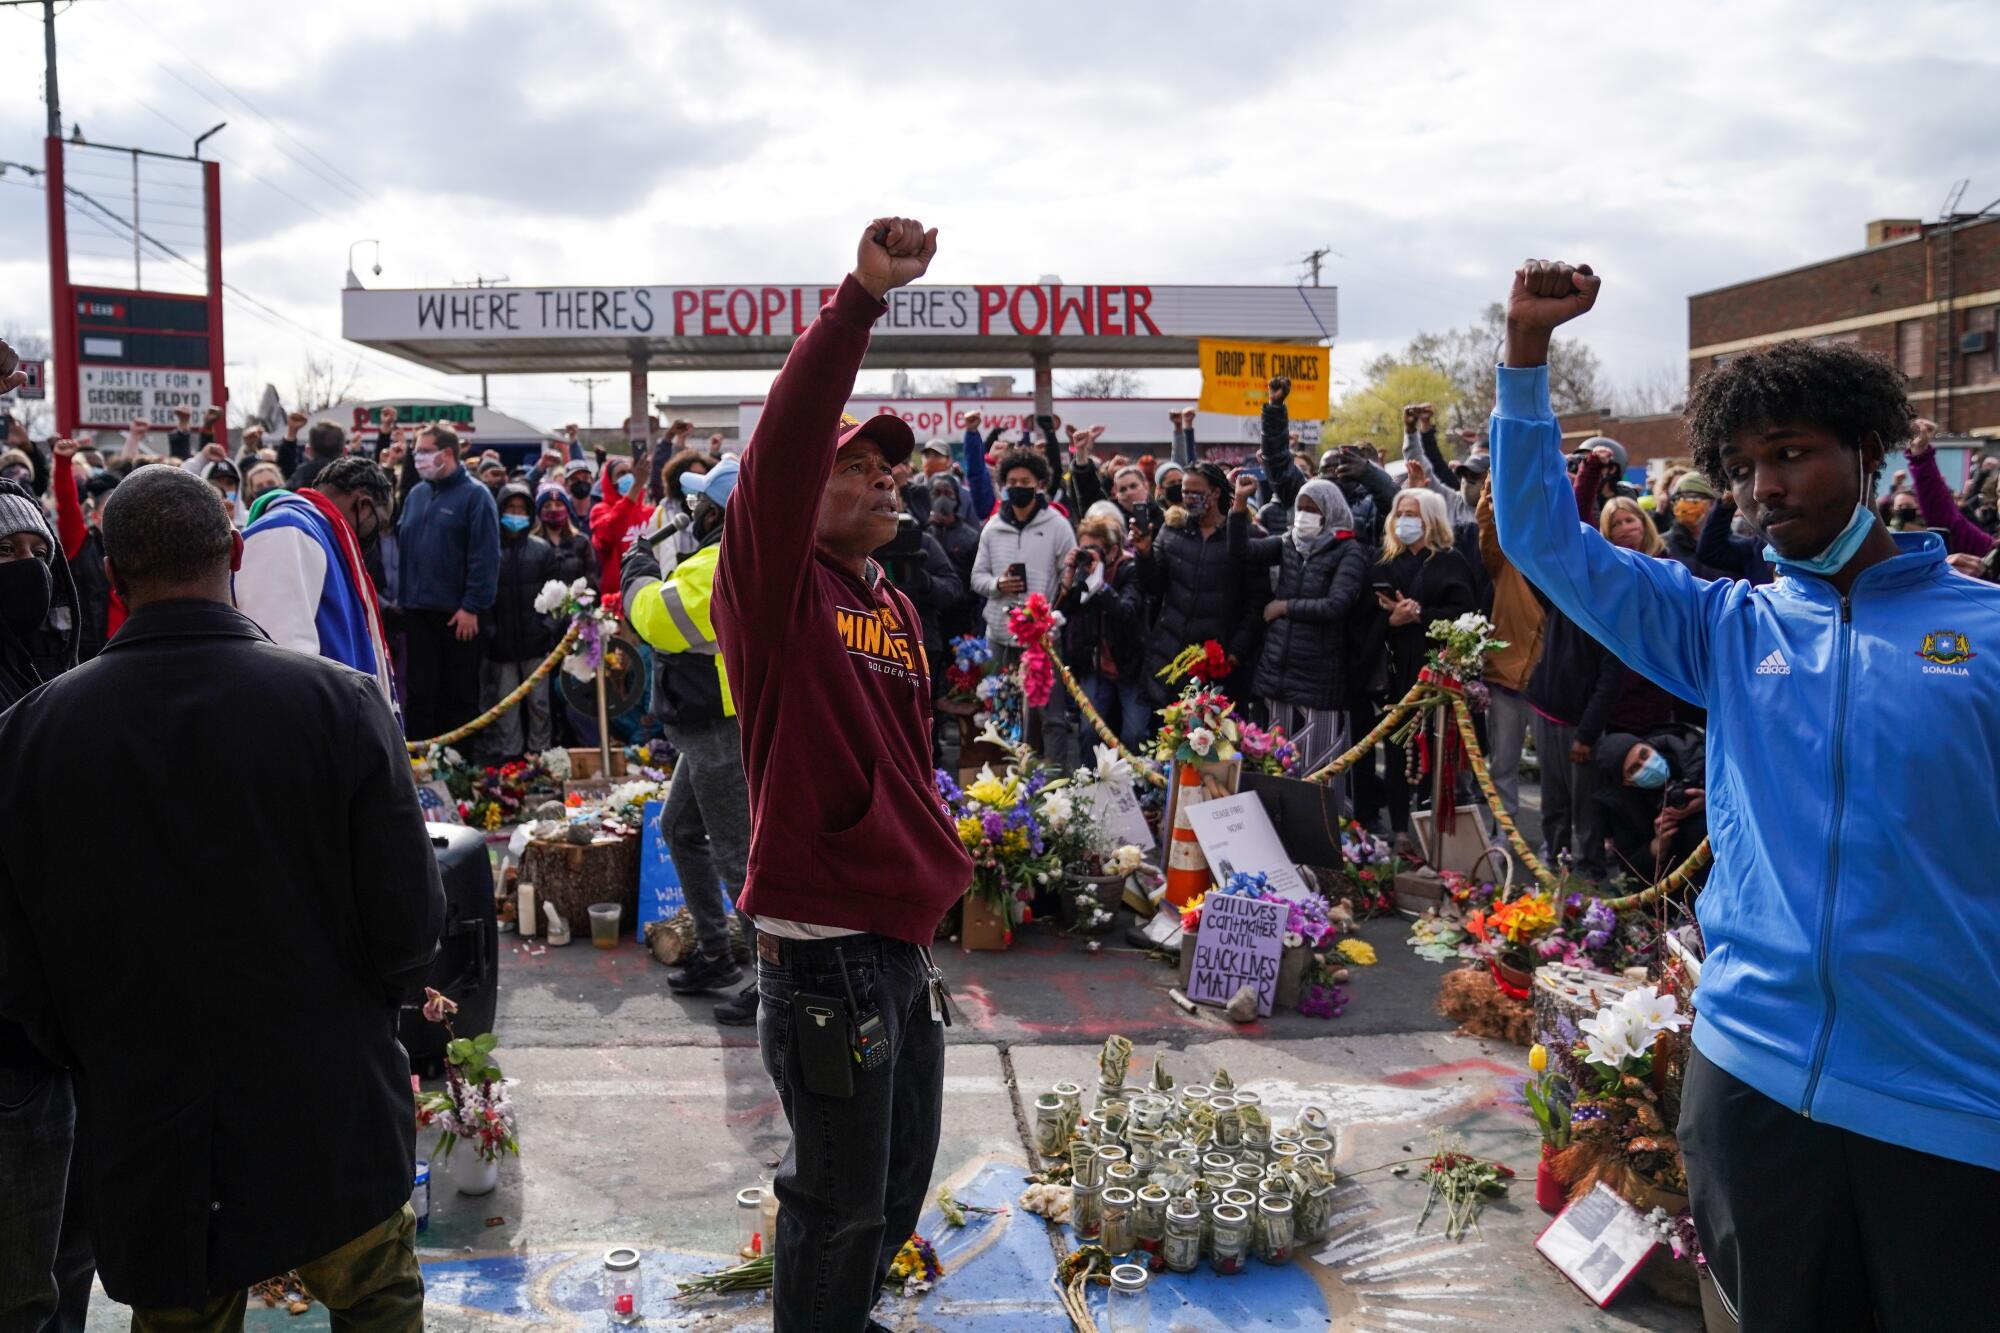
left=534, top=576, right=623, bottom=684
left=943, top=634, right=994, bottom=704
left=1152, top=685, right=1241, bottom=765
left=412, top=989, right=518, bottom=1164
left=1338, top=819, right=1396, bottom=915
left=1550, top=986, right=1692, bottom=1208
left=937, top=764, right=1063, bottom=928
left=1425, top=611, right=1508, bottom=683
left=1237, top=720, right=1300, bottom=776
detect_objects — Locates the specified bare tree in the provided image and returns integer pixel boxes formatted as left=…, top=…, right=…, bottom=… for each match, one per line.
left=1615, top=361, right=1687, bottom=417
left=290, top=352, right=365, bottom=414
left=1057, top=367, right=1143, bottom=398
left=1, top=325, right=52, bottom=437
left=1368, top=302, right=1607, bottom=429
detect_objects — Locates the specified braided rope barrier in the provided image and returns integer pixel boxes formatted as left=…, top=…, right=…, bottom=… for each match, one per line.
left=404, top=623, right=582, bottom=754
left=1447, top=694, right=1563, bottom=892
left=1048, top=648, right=1170, bottom=787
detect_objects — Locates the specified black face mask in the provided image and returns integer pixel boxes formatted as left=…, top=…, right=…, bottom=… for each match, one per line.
left=1007, top=485, right=1039, bottom=510
left=1163, top=482, right=1183, bottom=507
left=931, top=494, right=959, bottom=519
left=569, top=481, right=592, bottom=501
left=355, top=503, right=384, bottom=560
left=0, top=557, right=53, bottom=638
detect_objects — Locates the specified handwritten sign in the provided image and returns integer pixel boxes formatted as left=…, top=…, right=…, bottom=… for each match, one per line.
left=1184, top=795, right=1309, bottom=901
left=638, top=799, right=686, bottom=934
left=1082, top=776, right=1153, bottom=851
left=1185, top=892, right=1285, bottom=1017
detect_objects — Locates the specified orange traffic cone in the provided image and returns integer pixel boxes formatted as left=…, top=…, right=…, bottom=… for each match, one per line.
left=1164, top=763, right=1211, bottom=907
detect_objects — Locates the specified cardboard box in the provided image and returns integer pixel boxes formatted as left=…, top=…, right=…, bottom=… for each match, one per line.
left=1394, top=866, right=1447, bottom=915
left=961, top=893, right=1011, bottom=952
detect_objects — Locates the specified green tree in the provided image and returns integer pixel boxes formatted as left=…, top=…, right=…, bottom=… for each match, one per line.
left=1325, top=362, right=1460, bottom=455
left=1367, top=303, right=1606, bottom=433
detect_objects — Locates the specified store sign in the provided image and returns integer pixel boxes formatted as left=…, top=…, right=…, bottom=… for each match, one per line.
left=737, top=396, right=1315, bottom=450
left=1197, top=339, right=1330, bottom=418
left=346, top=282, right=1338, bottom=344
left=11, top=359, right=44, bottom=399
left=79, top=365, right=213, bottom=428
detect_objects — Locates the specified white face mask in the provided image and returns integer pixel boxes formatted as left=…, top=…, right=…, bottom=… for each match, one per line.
left=1292, top=511, right=1324, bottom=540
left=415, top=450, right=446, bottom=481
left=1393, top=516, right=1425, bottom=546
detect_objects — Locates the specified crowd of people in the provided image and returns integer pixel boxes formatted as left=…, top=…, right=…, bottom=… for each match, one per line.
left=2, top=217, right=1999, bottom=1330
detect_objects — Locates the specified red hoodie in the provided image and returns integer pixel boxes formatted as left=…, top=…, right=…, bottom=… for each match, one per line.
left=590, top=487, right=653, bottom=592
left=714, top=277, right=973, bottom=943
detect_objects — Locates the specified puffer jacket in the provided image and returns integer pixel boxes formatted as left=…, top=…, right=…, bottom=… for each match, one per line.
left=1136, top=514, right=1267, bottom=704
left=488, top=527, right=558, bottom=662
left=1228, top=508, right=1367, bottom=708
left=543, top=524, right=597, bottom=591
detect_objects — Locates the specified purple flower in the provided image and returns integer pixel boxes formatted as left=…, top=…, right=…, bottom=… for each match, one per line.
left=935, top=770, right=964, bottom=805
left=982, top=812, right=1005, bottom=839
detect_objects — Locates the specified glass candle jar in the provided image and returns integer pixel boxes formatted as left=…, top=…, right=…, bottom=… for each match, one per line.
left=1163, top=1198, right=1203, bottom=1274
left=1301, top=1135, right=1336, bottom=1160
left=1270, top=1141, right=1302, bottom=1165
left=1209, top=1095, right=1243, bottom=1147
left=1034, top=1094, right=1069, bottom=1160
left=1297, top=1181, right=1337, bottom=1244
left=1233, top=1162, right=1265, bottom=1190
left=1232, top=1090, right=1263, bottom=1114
left=1220, top=1188, right=1259, bottom=1218
left=1133, top=1185, right=1169, bottom=1258
left=1105, top=1161, right=1140, bottom=1189
left=1210, top=1203, right=1252, bottom=1275
left=1072, top=1139, right=1102, bottom=1188
left=1072, top=1182, right=1103, bottom=1241
left=1130, top=1094, right=1169, bottom=1132
left=736, top=1187, right=767, bottom=1259
left=1202, top=1152, right=1235, bottom=1177
left=1053, top=1080, right=1083, bottom=1117
left=1127, top=1133, right=1160, bottom=1172
left=1100, top=1186, right=1137, bottom=1258
left=603, top=1246, right=642, bottom=1324
left=1096, top=1145, right=1129, bottom=1175
left=1106, top=1263, right=1150, bottom=1333
left=1255, top=1196, right=1295, bottom=1264
left=1181, top=1083, right=1212, bottom=1110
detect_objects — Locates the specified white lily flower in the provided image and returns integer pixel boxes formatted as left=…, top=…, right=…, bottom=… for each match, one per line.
left=1619, top=988, right=1688, bottom=1034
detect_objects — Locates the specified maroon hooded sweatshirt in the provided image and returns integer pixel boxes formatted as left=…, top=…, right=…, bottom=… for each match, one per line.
left=714, top=276, right=974, bottom=943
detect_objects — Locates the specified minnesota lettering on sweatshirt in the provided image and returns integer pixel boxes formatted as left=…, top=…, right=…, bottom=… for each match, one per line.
left=713, top=276, right=974, bottom=944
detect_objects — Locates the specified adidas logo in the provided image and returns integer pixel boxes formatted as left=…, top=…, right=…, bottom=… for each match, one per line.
left=1754, top=649, right=1790, bottom=676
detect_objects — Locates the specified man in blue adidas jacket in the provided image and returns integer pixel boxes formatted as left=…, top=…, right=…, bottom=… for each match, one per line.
left=1493, top=258, right=2000, bottom=1330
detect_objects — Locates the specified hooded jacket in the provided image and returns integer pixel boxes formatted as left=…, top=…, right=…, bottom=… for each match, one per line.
left=1136, top=509, right=1267, bottom=704
left=1496, top=362, right=2000, bottom=1170
left=969, top=494, right=1076, bottom=648
left=1228, top=497, right=1368, bottom=709
left=488, top=483, right=559, bottom=662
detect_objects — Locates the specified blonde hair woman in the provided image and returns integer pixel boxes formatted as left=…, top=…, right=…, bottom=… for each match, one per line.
left=1599, top=495, right=1665, bottom=556
left=1367, top=486, right=1478, bottom=847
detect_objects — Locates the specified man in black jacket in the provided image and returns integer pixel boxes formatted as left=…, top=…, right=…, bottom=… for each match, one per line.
left=0, top=466, right=443, bottom=1329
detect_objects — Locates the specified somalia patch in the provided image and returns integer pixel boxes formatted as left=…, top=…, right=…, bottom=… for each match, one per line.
left=1917, top=629, right=1976, bottom=676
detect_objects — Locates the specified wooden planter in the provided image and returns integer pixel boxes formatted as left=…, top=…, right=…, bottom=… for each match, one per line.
left=961, top=892, right=1012, bottom=952
left=566, top=747, right=628, bottom=781
left=521, top=832, right=641, bottom=938
left=1058, top=871, right=1127, bottom=933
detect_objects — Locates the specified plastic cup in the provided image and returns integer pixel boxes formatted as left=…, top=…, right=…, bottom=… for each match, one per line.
left=588, top=902, right=622, bottom=948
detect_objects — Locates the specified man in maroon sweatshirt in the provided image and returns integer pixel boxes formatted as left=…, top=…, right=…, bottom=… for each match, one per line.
left=713, top=217, right=973, bottom=1333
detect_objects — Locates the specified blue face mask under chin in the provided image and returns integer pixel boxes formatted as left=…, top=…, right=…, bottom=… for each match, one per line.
left=1631, top=751, right=1669, bottom=790
left=1764, top=502, right=1874, bottom=576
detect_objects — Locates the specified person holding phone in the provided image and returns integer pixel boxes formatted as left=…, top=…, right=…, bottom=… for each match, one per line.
left=969, top=446, right=1076, bottom=746
left=1364, top=487, right=1476, bottom=847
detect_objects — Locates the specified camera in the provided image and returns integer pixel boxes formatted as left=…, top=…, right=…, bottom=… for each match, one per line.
left=1665, top=782, right=1693, bottom=811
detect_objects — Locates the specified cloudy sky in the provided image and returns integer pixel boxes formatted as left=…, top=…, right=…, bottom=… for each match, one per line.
left=2, top=0, right=1993, bottom=431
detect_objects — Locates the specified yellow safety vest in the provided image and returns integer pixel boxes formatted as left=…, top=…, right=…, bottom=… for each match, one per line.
left=628, top=544, right=735, bottom=720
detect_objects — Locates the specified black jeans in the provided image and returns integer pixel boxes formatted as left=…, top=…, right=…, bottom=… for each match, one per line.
left=401, top=609, right=483, bottom=743
left=756, top=935, right=944, bottom=1333
left=0, top=1064, right=94, bottom=1332
left=1679, top=1047, right=2000, bottom=1331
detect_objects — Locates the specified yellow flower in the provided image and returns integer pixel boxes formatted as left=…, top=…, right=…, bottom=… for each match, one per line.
left=956, top=816, right=984, bottom=848
left=1001, top=828, right=1028, bottom=856
left=1529, top=1043, right=1548, bottom=1073
left=966, top=776, right=1013, bottom=807
left=1335, top=938, right=1378, bottom=966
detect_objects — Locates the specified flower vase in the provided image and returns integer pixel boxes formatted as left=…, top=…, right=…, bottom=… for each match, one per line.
left=454, top=1150, right=500, bottom=1196
left=1535, top=1143, right=1566, bottom=1213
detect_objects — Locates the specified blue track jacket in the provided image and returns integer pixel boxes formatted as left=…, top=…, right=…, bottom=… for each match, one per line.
left=1492, top=363, right=2000, bottom=1169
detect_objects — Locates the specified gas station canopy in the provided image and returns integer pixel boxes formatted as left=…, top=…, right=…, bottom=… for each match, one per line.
left=342, top=281, right=1338, bottom=374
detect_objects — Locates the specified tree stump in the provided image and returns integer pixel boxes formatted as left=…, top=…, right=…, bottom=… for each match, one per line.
left=521, top=833, right=641, bottom=938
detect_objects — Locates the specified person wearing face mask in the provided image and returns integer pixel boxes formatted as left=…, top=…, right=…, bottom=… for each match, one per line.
left=1228, top=472, right=1367, bottom=782
left=561, top=458, right=599, bottom=532
left=589, top=455, right=654, bottom=592
left=241, top=461, right=284, bottom=510
left=477, top=484, right=558, bottom=762
left=1661, top=473, right=1727, bottom=579
left=0, top=477, right=93, bottom=1332
left=1135, top=460, right=1267, bottom=713
left=397, top=424, right=499, bottom=741
left=236, top=457, right=398, bottom=711
left=1587, top=726, right=1707, bottom=881
left=925, top=472, right=981, bottom=645
left=533, top=482, right=596, bottom=592
left=183, top=454, right=247, bottom=527
left=47, top=436, right=116, bottom=661
left=969, top=448, right=1076, bottom=662
left=1052, top=513, right=1147, bottom=755
left=1497, top=261, right=2000, bottom=1330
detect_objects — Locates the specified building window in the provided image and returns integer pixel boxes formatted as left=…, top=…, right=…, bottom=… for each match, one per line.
left=1898, top=319, right=1925, bottom=379
left=1965, top=307, right=1997, bottom=389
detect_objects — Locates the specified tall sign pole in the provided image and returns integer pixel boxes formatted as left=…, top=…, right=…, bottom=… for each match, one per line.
left=203, top=159, right=227, bottom=421
left=42, top=0, right=78, bottom=433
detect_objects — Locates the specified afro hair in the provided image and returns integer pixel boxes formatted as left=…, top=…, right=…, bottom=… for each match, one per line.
left=1684, top=339, right=1914, bottom=489
left=995, top=447, right=1050, bottom=487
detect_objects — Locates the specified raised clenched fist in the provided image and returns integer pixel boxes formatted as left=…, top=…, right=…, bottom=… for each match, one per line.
left=1507, top=259, right=1601, bottom=334
left=854, top=217, right=938, bottom=300
left=1267, top=376, right=1291, bottom=406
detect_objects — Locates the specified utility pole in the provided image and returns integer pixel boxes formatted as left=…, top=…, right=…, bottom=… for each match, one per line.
left=453, top=273, right=508, bottom=406
left=42, top=0, right=59, bottom=138
left=570, top=376, right=611, bottom=427
left=1300, top=246, right=1331, bottom=287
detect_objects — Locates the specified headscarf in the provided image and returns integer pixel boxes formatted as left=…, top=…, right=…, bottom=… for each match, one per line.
left=1292, top=477, right=1353, bottom=555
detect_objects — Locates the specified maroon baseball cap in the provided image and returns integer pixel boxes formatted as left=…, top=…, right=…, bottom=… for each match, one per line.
left=835, top=412, right=916, bottom=467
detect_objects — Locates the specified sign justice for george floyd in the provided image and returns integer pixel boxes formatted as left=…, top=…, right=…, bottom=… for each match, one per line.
left=345, top=283, right=1339, bottom=344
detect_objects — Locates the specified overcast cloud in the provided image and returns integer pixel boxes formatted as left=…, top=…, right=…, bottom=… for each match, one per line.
left=1, top=0, right=1993, bottom=429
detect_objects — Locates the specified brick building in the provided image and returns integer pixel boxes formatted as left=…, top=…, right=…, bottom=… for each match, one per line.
left=1690, top=213, right=2000, bottom=441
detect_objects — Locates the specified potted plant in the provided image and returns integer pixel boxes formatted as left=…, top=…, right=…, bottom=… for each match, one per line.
left=413, top=988, right=519, bottom=1195
left=1524, top=1042, right=1575, bottom=1212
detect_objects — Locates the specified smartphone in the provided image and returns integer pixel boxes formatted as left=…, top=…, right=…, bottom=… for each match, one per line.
left=1007, top=561, right=1027, bottom=585
left=1370, top=576, right=1397, bottom=595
